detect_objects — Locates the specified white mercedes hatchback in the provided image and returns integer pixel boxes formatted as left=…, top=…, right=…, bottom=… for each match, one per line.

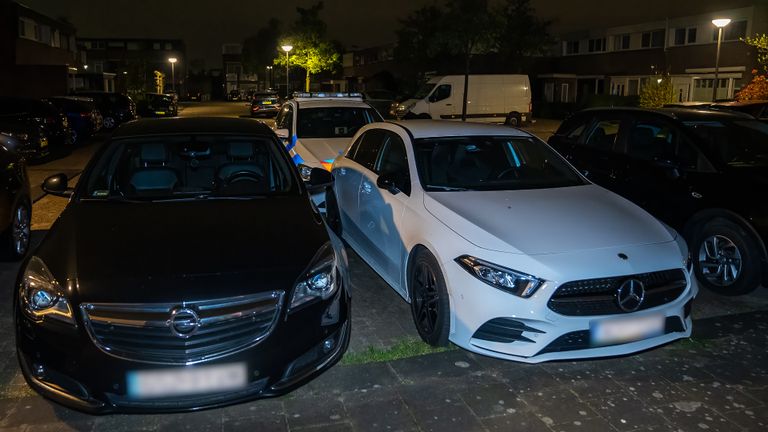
left=328, top=120, right=698, bottom=363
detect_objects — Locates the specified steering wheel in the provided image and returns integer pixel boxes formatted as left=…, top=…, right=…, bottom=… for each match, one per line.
left=496, top=167, right=520, bottom=180
left=223, top=170, right=263, bottom=185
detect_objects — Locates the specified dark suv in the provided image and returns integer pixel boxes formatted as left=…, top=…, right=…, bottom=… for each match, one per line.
left=73, top=92, right=136, bottom=130
left=549, top=107, right=768, bottom=295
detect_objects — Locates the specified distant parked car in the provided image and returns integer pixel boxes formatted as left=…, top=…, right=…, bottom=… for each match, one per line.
left=73, top=92, right=136, bottom=130
left=229, top=90, right=242, bottom=101
left=0, top=117, right=50, bottom=161
left=0, top=97, right=71, bottom=155
left=138, top=93, right=178, bottom=117
left=46, top=97, right=102, bottom=144
left=250, top=92, right=282, bottom=117
left=712, top=100, right=768, bottom=123
left=0, top=134, right=31, bottom=260
left=549, top=107, right=768, bottom=295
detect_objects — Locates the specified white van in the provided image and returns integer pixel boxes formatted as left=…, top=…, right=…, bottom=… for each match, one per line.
left=394, top=74, right=532, bottom=125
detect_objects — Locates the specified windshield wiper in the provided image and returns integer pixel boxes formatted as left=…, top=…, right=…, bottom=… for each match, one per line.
left=425, top=185, right=471, bottom=191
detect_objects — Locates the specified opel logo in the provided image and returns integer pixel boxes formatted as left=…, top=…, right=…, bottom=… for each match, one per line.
left=616, top=279, right=645, bottom=312
left=169, top=307, right=200, bottom=338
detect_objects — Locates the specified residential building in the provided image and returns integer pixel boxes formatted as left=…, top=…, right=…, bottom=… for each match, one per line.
left=222, top=43, right=259, bottom=98
left=0, top=0, right=79, bottom=97
left=342, top=44, right=400, bottom=92
left=536, top=4, right=768, bottom=104
left=77, top=38, right=186, bottom=95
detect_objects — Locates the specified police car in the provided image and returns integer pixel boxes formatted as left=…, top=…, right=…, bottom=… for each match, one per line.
left=273, top=93, right=382, bottom=178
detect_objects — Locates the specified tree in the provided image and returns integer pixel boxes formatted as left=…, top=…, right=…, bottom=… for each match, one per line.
left=394, top=5, right=448, bottom=78
left=639, top=76, right=674, bottom=108
left=736, top=70, right=768, bottom=101
left=493, top=0, right=552, bottom=72
left=273, top=1, right=340, bottom=92
left=242, top=19, right=282, bottom=75
left=742, top=33, right=768, bottom=74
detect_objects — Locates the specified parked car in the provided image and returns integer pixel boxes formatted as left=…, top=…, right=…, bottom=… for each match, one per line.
left=229, top=90, right=242, bottom=101
left=46, top=97, right=102, bottom=144
left=393, top=75, right=532, bottom=126
left=327, top=120, right=696, bottom=362
left=0, top=97, right=71, bottom=154
left=250, top=92, right=282, bottom=117
left=361, top=90, right=396, bottom=119
left=137, top=93, right=178, bottom=117
left=73, top=92, right=136, bottom=130
left=0, top=117, right=50, bottom=161
left=712, top=100, right=768, bottom=122
left=273, top=92, right=382, bottom=175
left=0, top=133, right=31, bottom=260
left=548, top=107, right=768, bottom=295
left=16, top=117, right=347, bottom=413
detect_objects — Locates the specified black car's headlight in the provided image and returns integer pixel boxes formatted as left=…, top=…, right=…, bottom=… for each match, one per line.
left=456, top=255, right=544, bottom=298
left=290, top=243, right=339, bottom=311
left=19, top=256, right=75, bottom=325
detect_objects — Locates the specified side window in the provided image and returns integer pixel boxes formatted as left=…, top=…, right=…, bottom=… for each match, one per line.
left=676, top=133, right=705, bottom=171
left=429, top=84, right=451, bottom=103
left=346, top=134, right=364, bottom=159
left=351, top=129, right=386, bottom=172
left=557, top=116, right=590, bottom=142
left=376, top=132, right=411, bottom=195
left=626, top=120, right=675, bottom=162
left=583, top=119, right=622, bottom=152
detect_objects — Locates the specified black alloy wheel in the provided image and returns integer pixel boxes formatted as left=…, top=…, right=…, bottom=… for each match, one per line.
left=409, top=250, right=450, bottom=346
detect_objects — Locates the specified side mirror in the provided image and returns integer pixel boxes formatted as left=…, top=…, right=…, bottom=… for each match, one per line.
left=376, top=172, right=400, bottom=195
left=306, top=167, right=334, bottom=189
left=43, top=173, right=74, bottom=197
left=427, top=94, right=437, bottom=103
left=275, top=128, right=290, bottom=139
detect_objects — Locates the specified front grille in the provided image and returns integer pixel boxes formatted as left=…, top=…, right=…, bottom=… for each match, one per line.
left=81, top=291, right=283, bottom=365
left=537, top=316, right=685, bottom=355
left=548, top=269, right=686, bottom=316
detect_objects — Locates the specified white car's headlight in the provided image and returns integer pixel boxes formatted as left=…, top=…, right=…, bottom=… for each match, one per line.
left=456, top=255, right=544, bottom=298
left=19, top=256, right=75, bottom=324
left=290, top=243, right=339, bottom=310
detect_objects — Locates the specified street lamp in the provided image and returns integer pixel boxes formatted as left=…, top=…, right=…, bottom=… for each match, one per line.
left=168, top=57, right=178, bottom=94
left=711, top=18, right=731, bottom=102
left=281, top=45, right=293, bottom=97
left=266, top=65, right=273, bottom=90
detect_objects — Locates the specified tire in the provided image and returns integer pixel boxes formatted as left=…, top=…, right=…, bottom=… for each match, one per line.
left=505, top=112, right=520, bottom=127
left=692, top=219, right=762, bottom=295
left=325, top=187, right=342, bottom=236
left=409, top=249, right=450, bottom=346
left=416, top=113, right=432, bottom=120
left=1, top=200, right=31, bottom=261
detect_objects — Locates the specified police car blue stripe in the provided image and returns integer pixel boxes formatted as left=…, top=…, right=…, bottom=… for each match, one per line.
left=292, top=153, right=304, bottom=165
left=286, top=135, right=297, bottom=151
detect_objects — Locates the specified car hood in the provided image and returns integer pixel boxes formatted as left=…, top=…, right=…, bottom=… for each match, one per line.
left=297, top=138, right=351, bottom=165
left=38, top=197, right=328, bottom=303
left=423, top=185, right=674, bottom=255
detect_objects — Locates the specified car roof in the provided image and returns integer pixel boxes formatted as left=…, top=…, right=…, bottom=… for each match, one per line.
left=713, top=100, right=768, bottom=107
left=294, top=99, right=372, bottom=109
left=112, top=117, right=274, bottom=138
left=579, top=106, right=755, bottom=121
left=389, top=120, right=532, bottom=139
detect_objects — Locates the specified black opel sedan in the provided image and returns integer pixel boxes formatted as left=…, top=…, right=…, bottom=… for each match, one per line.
left=549, top=107, right=768, bottom=296
left=15, top=117, right=349, bottom=413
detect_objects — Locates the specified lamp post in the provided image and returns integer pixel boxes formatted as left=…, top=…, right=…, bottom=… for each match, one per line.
left=168, top=57, right=178, bottom=94
left=266, top=65, right=273, bottom=90
left=281, top=45, right=293, bottom=97
left=711, top=18, right=731, bottom=102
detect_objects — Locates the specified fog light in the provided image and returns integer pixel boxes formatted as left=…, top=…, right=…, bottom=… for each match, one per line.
left=322, top=338, right=335, bottom=353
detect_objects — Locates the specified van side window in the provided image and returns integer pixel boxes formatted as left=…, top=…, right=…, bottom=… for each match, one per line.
left=429, top=85, right=451, bottom=103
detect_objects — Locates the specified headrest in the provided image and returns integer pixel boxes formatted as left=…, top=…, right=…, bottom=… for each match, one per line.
left=140, top=143, right=168, bottom=163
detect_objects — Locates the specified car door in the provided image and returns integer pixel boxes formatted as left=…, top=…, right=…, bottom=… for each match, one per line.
left=427, top=84, right=453, bottom=119
left=357, top=130, right=412, bottom=294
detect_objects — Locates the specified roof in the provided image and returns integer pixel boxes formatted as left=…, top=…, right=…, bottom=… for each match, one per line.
left=391, top=120, right=532, bottom=139
left=112, top=117, right=274, bottom=138
left=579, top=107, right=755, bottom=121
left=713, top=100, right=768, bottom=107
left=294, top=99, right=372, bottom=110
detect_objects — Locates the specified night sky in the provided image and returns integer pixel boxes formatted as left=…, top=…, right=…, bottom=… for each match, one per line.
left=22, top=0, right=755, bottom=69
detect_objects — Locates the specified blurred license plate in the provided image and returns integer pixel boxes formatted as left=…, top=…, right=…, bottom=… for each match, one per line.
left=127, top=363, right=247, bottom=399
left=591, top=314, right=664, bottom=346
left=262, top=101, right=272, bottom=105
left=155, top=111, right=166, bottom=115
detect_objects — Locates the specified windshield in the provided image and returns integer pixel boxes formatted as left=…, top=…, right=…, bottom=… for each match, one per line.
left=414, top=136, right=587, bottom=191
left=84, top=134, right=295, bottom=201
left=297, top=107, right=381, bottom=138
left=413, top=83, right=436, bottom=100
left=683, top=120, right=768, bottom=167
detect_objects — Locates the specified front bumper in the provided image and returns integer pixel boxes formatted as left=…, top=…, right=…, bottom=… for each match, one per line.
left=444, top=256, right=698, bottom=363
left=16, top=290, right=350, bottom=414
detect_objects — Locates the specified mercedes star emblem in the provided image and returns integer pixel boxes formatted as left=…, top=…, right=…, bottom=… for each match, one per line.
left=616, top=279, right=645, bottom=312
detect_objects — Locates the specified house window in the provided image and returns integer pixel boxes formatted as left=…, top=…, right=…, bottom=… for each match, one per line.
left=674, top=28, right=686, bottom=45
left=712, top=20, right=747, bottom=41
left=127, top=42, right=140, bottom=50
left=565, top=40, right=580, bottom=55
left=674, top=28, right=697, bottom=45
left=107, top=41, right=125, bottom=48
left=18, top=18, right=26, bottom=37
left=614, top=34, right=630, bottom=50
left=544, top=82, right=555, bottom=103
left=153, top=42, right=161, bottom=50
left=588, top=38, right=606, bottom=53
left=687, top=28, right=697, bottom=43
left=641, top=30, right=665, bottom=48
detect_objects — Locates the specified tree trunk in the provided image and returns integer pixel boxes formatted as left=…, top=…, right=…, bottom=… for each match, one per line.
left=306, top=70, right=311, bottom=92
left=461, top=44, right=471, bottom=122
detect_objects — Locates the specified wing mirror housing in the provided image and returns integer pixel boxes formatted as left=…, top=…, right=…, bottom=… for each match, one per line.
left=43, top=173, right=74, bottom=198
left=376, top=172, right=401, bottom=195
left=275, top=128, right=290, bottom=139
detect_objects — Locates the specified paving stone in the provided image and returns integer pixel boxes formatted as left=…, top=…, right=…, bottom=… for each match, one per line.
left=387, top=351, right=480, bottom=383
left=557, top=373, right=630, bottom=401
left=2, top=397, right=97, bottom=428
left=585, top=394, right=670, bottom=431
left=155, top=410, right=222, bottom=431
left=723, top=408, right=768, bottom=430
left=294, top=422, right=353, bottom=432
left=656, top=402, right=741, bottom=432
left=397, top=385, right=466, bottom=413
left=91, top=414, right=159, bottom=432
left=219, top=397, right=284, bottom=421
left=702, top=361, right=768, bottom=388
left=344, top=391, right=417, bottom=432
left=284, top=395, right=347, bottom=430
left=681, top=380, right=763, bottom=412
left=613, top=374, right=691, bottom=407
left=481, top=411, right=551, bottom=432
left=458, top=383, right=527, bottom=419
left=518, top=386, right=599, bottom=426
left=301, top=362, right=399, bottom=397
left=222, top=415, right=288, bottom=432
left=408, top=401, right=485, bottom=432
left=548, top=416, right=616, bottom=432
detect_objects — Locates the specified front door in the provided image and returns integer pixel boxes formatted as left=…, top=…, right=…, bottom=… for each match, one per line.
left=427, top=84, right=453, bottom=119
left=673, top=83, right=690, bottom=103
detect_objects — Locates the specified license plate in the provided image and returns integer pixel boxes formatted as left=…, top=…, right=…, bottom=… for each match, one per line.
left=155, top=111, right=166, bottom=115
left=591, top=314, right=664, bottom=346
left=127, top=363, right=247, bottom=399
left=262, top=101, right=272, bottom=105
